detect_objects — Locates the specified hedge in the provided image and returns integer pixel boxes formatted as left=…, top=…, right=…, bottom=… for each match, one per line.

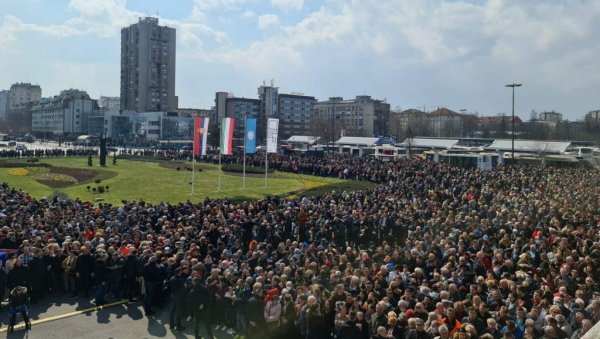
left=221, top=164, right=274, bottom=174
left=0, top=161, right=51, bottom=168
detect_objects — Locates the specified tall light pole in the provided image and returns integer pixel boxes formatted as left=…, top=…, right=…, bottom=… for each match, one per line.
left=505, top=83, right=522, bottom=162
left=331, top=101, right=335, bottom=154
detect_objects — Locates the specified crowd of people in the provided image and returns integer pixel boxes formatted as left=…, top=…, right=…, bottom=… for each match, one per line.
left=0, top=151, right=599, bottom=339
left=0, top=148, right=97, bottom=159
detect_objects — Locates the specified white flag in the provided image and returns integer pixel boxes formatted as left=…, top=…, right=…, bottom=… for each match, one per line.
left=266, top=118, right=279, bottom=153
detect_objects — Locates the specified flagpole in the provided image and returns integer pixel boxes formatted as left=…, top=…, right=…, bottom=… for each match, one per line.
left=192, top=154, right=195, bottom=195
left=218, top=152, right=222, bottom=192
left=243, top=118, right=247, bottom=190
left=265, top=145, right=268, bottom=188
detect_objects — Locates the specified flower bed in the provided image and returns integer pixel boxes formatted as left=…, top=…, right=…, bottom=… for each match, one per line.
left=27, top=166, right=102, bottom=188
left=7, top=168, right=29, bottom=176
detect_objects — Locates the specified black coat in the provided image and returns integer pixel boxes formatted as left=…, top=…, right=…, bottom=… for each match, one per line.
left=76, top=253, right=95, bottom=275
left=142, top=262, right=159, bottom=283
left=124, top=255, right=139, bottom=280
left=7, top=265, right=29, bottom=289
left=169, top=275, right=187, bottom=302
left=94, top=259, right=109, bottom=284
left=187, top=282, right=210, bottom=311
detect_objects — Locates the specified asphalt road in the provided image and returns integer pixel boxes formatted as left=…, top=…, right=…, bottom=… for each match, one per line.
left=1, top=294, right=233, bottom=339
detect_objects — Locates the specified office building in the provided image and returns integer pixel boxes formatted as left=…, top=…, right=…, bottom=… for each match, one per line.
left=313, top=95, right=391, bottom=139
left=278, top=93, right=316, bottom=139
left=120, top=17, right=177, bottom=112
left=31, top=89, right=99, bottom=135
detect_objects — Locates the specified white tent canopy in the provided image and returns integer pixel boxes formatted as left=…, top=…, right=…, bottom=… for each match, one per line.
left=336, top=137, right=380, bottom=147
left=401, top=138, right=459, bottom=150
left=485, top=139, right=571, bottom=154
left=286, top=136, right=320, bottom=145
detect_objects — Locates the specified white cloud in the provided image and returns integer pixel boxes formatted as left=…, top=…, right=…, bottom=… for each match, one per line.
left=258, top=14, right=279, bottom=30
left=271, top=0, right=304, bottom=12
left=241, top=10, right=255, bottom=19
left=2, top=0, right=600, bottom=117
left=191, top=0, right=247, bottom=21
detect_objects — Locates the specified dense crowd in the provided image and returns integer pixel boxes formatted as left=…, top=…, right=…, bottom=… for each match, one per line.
left=0, top=153, right=599, bottom=339
left=0, top=148, right=97, bottom=158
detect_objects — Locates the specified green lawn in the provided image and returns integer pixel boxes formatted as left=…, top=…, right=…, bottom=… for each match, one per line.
left=0, top=157, right=378, bottom=205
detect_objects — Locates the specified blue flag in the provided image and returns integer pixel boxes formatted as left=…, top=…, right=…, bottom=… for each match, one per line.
left=245, top=117, right=256, bottom=154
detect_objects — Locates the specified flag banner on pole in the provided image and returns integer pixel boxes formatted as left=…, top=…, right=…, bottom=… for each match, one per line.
left=267, top=118, right=279, bottom=153
left=220, top=117, right=234, bottom=155
left=193, top=117, right=210, bottom=156
left=245, top=118, right=257, bottom=154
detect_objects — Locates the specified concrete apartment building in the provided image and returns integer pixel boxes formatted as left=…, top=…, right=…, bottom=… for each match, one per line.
left=278, top=93, right=316, bottom=139
left=585, top=110, right=600, bottom=125
left=0, top=90, right=8, bottom=121
left=5, top=83, right=42, bottom=133
left=313, top=96, right=391, bottom=139
left=120, top=17, right=177, bottom=112
left=538, top=111, right=563, bottom=122
left=31, top=89, right=99, bottom=135
left=8, top=83, right=41, bottom=109
left=99, top=96, right=121, bottom=112
left=214, top=92, right=261, bottom=146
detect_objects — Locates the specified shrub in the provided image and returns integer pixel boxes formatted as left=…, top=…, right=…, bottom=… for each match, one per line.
left=92, top=187, right=97, bottom=193
left=105, top=185, right=109, bottom=191
left=176, top=167, right=180, bottom=171
left=26, top=158, right=39, bottom=163
left=51, top=191, right=69, bottom=201
left=95, top=179, right=101, bottom=184
left=222, top=164, right=273, bottom=174
left=0, top=161, right=50, bottom=168
left=86, top=185, right=91, bottom=191
left=97, top=186, right=105, bottom=194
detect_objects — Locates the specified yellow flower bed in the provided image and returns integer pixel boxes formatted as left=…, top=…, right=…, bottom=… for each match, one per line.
left=7, top=168, right=29, bottom=176
left=304, top=180, right=322, bottom=189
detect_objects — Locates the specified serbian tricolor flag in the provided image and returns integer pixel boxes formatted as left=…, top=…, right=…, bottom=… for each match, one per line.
left=193, top=117, right=209, bottom=156
left=220, top=117, right=234, bottom=155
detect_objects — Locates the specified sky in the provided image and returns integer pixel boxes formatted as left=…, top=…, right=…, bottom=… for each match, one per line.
left=1, top=0, right=599, bottom=120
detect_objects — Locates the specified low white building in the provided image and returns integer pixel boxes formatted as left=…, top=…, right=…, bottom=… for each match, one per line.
left=335, top=136, right=380, bottom=156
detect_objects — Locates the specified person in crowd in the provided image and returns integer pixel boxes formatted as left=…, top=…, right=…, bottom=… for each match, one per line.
left=74, top=246, right=95, bottom=298
left=188, top=276, right=213, bottom=339
left=168, top=267, right=187, bottom=331
left=94, top=251, right=109, bottom=306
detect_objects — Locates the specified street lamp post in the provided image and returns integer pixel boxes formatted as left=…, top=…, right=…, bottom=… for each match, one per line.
left=505, top=83, right=522, bottom=162
left=330, top=101, right=337, bottom=154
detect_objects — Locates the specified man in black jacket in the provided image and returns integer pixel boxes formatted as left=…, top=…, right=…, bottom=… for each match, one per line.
left=94, top=251, right=109, bottom=306
left=188, top=276, right=213, bottom=339
left=246, top=282, right=264, bottom=339
left=75, top=246, right=95, bottom=298
left=169, top=267, right=187, bottom=331
left=142, top=256, right=159, bottom=316
left=123, top=249, right=139, bottom=302
left=7, top=258, right=29, bottom=291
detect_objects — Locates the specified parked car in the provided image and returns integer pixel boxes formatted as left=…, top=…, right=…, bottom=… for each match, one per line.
left=15, top=144, right=27, bottom=151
